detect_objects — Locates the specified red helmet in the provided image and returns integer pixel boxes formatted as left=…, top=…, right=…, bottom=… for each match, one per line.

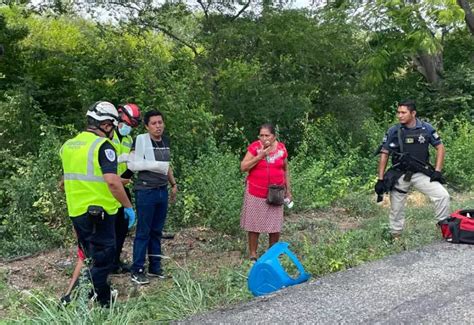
left=118, top=103, right=141, bottom=128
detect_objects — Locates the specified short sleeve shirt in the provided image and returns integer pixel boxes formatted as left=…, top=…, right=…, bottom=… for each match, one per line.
left=246, top=140, right=288, bottom=198
left=132, top=136, right=171, bottom=190
left=98, top=141, right=118, bottom=175
left=381, top=119, right=442, bottom=153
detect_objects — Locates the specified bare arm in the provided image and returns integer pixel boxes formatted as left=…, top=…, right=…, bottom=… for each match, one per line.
left=58, top=177, right=64, bottom=192
left=284, top=158, right=292, bottom=200
left=434, top=143, right=446, bottom=171
left=240, top=146, right=270, bottom=172
left=377, top=151, right=389, bottom=180
left=103, top=173, right=132, bottom=208
left=168, top=166, right=178, bottom=203
left=168, top=165, right=177, bottom=186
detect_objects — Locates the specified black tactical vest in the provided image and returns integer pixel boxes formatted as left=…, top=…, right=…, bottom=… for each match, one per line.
left=392, top=123, right=431, bottom=166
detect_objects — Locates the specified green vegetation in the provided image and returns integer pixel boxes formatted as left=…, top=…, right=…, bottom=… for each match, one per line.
left=1, top=0, right=474, bottom=322
left=3, top=193, right=473, bottom=323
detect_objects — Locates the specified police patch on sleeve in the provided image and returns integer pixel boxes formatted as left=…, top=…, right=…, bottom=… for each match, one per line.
left=382, top=135, right=388, bottom=143
left=433, top=132, right=440, bottom=140
left=104, top=149, right=116, bottom=162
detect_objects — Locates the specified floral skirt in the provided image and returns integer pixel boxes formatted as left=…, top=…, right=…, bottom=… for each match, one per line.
left=240, top=188, right=284, bottom=233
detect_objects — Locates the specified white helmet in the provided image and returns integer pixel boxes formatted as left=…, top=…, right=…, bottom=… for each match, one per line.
left=86, top=101, right=119, bottom=126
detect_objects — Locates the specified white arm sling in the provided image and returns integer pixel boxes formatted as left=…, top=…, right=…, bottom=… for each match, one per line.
left=126, top=133, right=169, bottom=175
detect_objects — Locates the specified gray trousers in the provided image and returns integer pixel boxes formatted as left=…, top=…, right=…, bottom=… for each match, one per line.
left=389, top=172, right=450, bottom=234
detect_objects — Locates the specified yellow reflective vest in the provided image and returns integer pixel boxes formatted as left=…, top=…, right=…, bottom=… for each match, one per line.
left=60, top=131, right=120, bottom=217
left=112, top=131, right=133, bottom=176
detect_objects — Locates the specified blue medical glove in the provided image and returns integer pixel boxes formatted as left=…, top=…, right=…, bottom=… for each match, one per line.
left=124, top=207, right=136, bottom=229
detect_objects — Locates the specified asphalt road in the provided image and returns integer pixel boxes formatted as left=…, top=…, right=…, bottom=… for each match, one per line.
left=185, top=242, right=474, bottom=324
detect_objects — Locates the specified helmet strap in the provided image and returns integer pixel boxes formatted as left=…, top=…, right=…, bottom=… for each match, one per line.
left=99, top=125, right=115, bottom=139
left=87, top=123, right=114, bottom=139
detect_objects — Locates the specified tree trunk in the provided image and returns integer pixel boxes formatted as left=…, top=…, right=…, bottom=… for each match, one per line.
left=413, top=52, right=444, bottom=85
left=457, top=0, right=474, bottom=36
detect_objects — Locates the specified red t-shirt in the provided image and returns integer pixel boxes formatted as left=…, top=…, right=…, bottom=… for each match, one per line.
left=246, top=140, right=288, bottom=198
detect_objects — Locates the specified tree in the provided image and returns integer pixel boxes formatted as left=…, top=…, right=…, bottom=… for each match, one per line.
left=457, top=0, right=474, bottom=35
left=0, top=9, right=29, bottom=90
left=360, top=0, right=466, bottom=86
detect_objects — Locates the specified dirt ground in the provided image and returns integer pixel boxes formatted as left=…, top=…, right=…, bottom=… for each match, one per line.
left=0, top=191, right=434, bottom=315
left=0, top=227, right=243, bottom=298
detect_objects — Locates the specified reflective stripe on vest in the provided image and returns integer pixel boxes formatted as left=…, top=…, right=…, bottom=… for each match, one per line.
left=63, top=137, right=105, bottom=182
left=61, top=132, right=120, bottom=217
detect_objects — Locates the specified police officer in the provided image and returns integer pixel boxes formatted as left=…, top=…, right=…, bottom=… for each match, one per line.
left=60, top=101, right=136, bottom=306
left=110, top=103, right=141, bottom=274
left=375, top=99, right=450, bottom=238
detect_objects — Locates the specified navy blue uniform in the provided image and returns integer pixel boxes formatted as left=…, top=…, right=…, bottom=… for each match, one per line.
left=381, top=119, right=442, bottom=165
left=379, top=119, right=450, bottom=235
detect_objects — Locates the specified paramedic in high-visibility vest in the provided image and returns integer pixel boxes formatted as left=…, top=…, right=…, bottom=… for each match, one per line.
left=110, top=103, right=141, bottom=274
left=60, top=101, right=136, bottom=307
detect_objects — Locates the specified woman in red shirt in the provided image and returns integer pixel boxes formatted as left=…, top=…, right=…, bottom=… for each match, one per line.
left=240, top=123, right=292, bottom=261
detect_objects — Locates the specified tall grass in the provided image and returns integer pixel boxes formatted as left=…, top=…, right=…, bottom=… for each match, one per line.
left=5, top=194, right=474, bottom=322
left=6, top=260, right=252, bottom=324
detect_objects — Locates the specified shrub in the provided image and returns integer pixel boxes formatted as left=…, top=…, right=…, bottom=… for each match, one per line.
left=289, top=115, right=382, bottom=210
left=168, top=140, right=245, bottom=234
left=0, top=124, right=70, bottom=258
left=440, top=118, right=474, bottom=189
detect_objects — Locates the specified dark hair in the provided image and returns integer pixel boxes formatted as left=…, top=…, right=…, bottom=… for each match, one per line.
left=259, top=123, right=275, bottom=135
left=398, top=99, right=416, bottom=112
left=86, top=116, right=110, bottom=128
left=144, top=110, right=164, bottom=125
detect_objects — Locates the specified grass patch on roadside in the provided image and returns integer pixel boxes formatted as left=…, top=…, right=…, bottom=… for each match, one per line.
left=4, top=192, right=474, bottom=323
left=290, top=191, right=474, bottom=277
left=3, top=261, right=252, bottom=324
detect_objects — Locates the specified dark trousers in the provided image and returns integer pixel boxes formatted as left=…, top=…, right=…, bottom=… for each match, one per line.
left=72, top=212, right=116, bottom=305
left=132, top=186, right=168, bottom=273
left=114, top=187, right=131, bottom=268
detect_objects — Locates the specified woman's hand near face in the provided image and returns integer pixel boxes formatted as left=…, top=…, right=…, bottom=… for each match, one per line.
left=241, top=147, right=269, bottom=172
left=257, top=145, right=272, bottom=159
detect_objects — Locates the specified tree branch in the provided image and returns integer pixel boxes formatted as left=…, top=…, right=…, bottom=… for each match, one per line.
left=457, top=0, right=474, bottom=36
left=196, top=0, right=210, bottom=20
left=231, top=0, right=251, bottom=21
left=151, top=23, right=199, bottom=56
left=107, top=1, right=142, bottom=12
left=413, top=52, right=443, bottom=85
left=103, top=1, right=199, bottom=56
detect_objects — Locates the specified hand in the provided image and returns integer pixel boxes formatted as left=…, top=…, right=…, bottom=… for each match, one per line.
left=124, top=207, right=136, bottom=229
left=170, top=184, right=178, bottom=203
left=257, top=145, right=272, bottom=159
left=117, top=153, right=129, bottom=163
left=58, top=179, right=64, bottom=192
left=430, top=171, right=444, bottom=183
left=374, top=179, right=385, bottom=195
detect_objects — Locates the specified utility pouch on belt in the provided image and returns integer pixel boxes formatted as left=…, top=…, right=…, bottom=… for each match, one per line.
left=87, top=205, right=105, bottom=224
